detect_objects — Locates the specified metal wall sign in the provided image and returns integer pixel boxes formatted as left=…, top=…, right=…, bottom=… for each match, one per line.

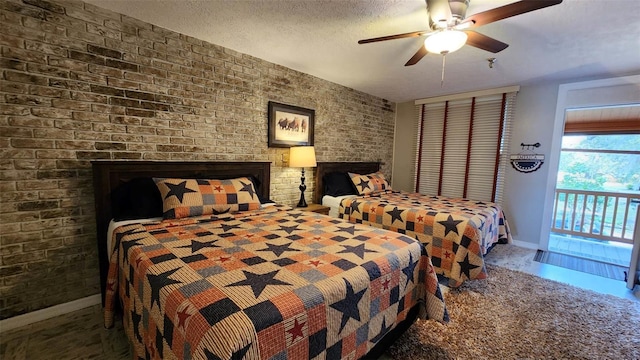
left=510, top=143, right=544, bottom=173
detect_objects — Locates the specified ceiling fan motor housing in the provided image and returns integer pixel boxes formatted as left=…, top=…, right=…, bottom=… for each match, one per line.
left=449, top=0, right=470, bottom=22
left=431, top=0, right=469, bottom=29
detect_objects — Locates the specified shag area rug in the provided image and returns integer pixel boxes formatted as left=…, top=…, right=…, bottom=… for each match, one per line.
left=388, top=265, right=640, bottom=359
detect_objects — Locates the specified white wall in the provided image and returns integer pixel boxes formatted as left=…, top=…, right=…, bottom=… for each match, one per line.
left=502, top=81, right=561, bottom=245
left=391, top=102, right=417, bottom=192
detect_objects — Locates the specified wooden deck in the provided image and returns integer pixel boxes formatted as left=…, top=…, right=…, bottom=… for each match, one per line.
left=548, top=232, right=632, bottom=267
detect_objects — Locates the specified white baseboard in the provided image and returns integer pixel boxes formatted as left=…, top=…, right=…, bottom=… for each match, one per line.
left=0, top=294, right=101, bottom=333
left=510, top=239, right=539, bottom=250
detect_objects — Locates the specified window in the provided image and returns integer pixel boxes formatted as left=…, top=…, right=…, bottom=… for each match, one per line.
left=558, top=134, right=640, bottom=192
left=414, top=89, right=517, bottom=204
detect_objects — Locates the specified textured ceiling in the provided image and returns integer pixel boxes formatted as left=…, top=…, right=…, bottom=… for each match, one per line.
left=84, top=0, right=640, bottom=103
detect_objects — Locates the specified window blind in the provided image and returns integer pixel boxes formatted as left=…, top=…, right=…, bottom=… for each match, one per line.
left=415, top=91, right=517, bottom=204
left=413, top=102, right=423, bottom=190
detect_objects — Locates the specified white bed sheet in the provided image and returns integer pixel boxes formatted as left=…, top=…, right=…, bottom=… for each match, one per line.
left=322, top=194, right=356, bottom=217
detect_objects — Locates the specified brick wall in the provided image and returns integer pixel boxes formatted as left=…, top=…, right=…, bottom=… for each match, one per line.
left=0, top=0, right=395, bottom=319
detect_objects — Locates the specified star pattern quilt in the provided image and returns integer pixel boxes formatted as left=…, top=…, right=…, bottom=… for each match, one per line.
left=104, top=204, right=447, bottom=359
left=339, top=191, right=512, bottom=287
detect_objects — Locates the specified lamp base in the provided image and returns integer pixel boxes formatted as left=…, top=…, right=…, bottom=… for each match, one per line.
left=297, top=168, right=308, bottom=208
left=297, top=196, right=308, bottom=208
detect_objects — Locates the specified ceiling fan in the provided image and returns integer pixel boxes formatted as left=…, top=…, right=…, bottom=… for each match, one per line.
left=358, top=0, right=563, bottom=66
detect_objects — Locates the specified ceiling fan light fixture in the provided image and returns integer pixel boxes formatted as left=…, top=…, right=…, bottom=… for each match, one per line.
left=424, top=29, right=468, bottom=55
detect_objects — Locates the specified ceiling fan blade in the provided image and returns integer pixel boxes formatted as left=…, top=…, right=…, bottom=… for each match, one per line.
left=461, top=0, right=562, bottom=28
left=426, top=0, right=453, bottom=25
left=405, top=45, right=429, bottom=66
left=464, top=31, right=509, bottom=53
left=358, top=30, right=431, bottom=44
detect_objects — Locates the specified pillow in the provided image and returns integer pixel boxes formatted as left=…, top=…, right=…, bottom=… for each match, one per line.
left=323, top=171, right=357, bottom=197
left=348, top=172, right=391, bottom=195
left=154, top=177, right=261, bottom=219
left=246, top=175, right=272, bottom=204
left=111, top=178, right=163, bottom=221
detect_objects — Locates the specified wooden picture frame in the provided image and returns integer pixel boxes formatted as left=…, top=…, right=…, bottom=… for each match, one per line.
left=268, top=101, right=314, bottom=148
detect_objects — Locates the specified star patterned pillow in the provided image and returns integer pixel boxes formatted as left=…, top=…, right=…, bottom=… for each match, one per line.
left=154, top=177, right=260, bottom=219
left=348, top=172, right=391, bottom=195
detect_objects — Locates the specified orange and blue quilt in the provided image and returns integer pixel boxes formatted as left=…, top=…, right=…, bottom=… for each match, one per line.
left=339, top=191, right=512, bottom=287
left=104, top=204, right=447, bottom=359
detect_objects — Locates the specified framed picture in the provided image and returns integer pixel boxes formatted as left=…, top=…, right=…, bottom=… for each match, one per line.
left=268, top=101, right=314, bottom=148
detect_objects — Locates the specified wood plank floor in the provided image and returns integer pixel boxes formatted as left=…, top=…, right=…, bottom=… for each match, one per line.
left=548, top=233, right=632, bottom=266
left=0, top=304, right=129, bottom=359
left=534, top=250, right=628, bottom=281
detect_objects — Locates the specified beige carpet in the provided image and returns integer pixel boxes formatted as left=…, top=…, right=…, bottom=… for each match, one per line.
left=388, top=265, right=640, bottom=360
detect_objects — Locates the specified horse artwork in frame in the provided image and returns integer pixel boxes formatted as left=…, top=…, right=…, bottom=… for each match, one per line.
left=267, top=101, right=314, bottom=148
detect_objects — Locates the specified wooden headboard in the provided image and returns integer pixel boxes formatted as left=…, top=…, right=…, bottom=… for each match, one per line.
left=313, top=162, right=380, bottom=203
left=91, top=161, right=271, bottom=303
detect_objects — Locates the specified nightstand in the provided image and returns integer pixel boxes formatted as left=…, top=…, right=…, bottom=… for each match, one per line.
left=299, top=203, right=330, bottom=215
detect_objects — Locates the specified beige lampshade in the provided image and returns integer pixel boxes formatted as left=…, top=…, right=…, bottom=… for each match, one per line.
left=289, top=146, right=317, bottom=168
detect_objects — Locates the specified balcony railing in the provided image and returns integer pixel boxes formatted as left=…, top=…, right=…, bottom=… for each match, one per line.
left=552, top=188, right=640, bottom=244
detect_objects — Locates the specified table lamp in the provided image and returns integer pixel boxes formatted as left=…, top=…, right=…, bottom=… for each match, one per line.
left=289, top=146, right=316, bottom=207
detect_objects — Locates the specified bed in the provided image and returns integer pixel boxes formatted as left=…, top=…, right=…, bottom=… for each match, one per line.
left=314, top=162, right=512, bottom=288
left=92, top=161, right=447, bottom=359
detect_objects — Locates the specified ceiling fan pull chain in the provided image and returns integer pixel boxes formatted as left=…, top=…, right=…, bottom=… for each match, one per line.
left=441, top=54, right=446, bottom=87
